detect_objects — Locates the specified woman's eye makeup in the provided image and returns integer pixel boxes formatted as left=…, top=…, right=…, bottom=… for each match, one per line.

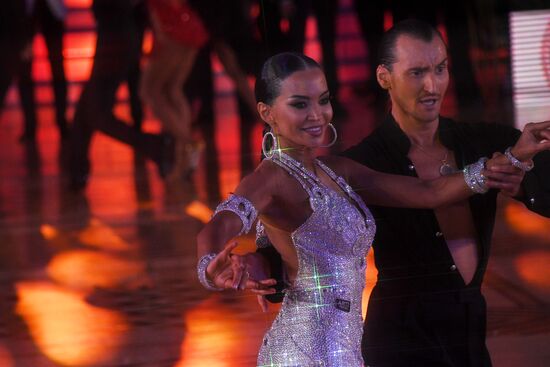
left=287, top=92, right=330, bottom=109
left=290, top=101, right=307, bottom=109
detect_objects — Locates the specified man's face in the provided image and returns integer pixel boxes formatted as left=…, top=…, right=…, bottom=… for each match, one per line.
left=383, top=35, right=449, bottom=125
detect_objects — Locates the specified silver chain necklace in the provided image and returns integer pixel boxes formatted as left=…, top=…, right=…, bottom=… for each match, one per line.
left=412, top=144, right=455, bottom=176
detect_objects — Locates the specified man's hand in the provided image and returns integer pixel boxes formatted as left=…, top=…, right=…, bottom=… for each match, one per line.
left=484, top=152, right=525, bottom=197
left=511, top=121, right=550, bottom=161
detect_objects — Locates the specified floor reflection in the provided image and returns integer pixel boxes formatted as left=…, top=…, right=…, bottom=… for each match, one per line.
left=16, top=281, right=128, bottom=366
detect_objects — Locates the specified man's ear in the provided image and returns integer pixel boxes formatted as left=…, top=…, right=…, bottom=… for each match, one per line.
left=257, top=102, right=275, bottom=128
left=376, top=65, right=391, bottom=90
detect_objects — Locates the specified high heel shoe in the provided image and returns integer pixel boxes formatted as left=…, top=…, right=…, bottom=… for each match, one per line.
left=164, top=139, right=203, bottom=182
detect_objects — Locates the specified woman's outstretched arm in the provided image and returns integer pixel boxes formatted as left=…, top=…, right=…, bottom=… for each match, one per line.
left=346, top=158, right=486, bottom=209
left=346, top=121, right=550, bottom=209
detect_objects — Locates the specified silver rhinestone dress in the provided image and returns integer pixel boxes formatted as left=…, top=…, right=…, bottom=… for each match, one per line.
left=257, top=153, right=376, bottom=367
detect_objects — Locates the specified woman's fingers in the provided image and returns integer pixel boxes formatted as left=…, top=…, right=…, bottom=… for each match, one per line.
left=257, top=295, right=269, bottom=313
left=210, top=241, right=239, bottom=271
left=250, top=288, right=277, bottom=296
left=254, top=278, right=278, bottom=288
left=219, top=240, right=239, bottom=258
left=206, top=241, right=239, bottom=284
left=209, top=245, right=278, bottom=292
left=236, top=266, right=251, bottom=290
left=259, top=278, right=278, bottom=286
left=230, top=256, right=247, bottom=290
left=231, top=251, right=271, bottom=290
left=216, top=266, right=237, bottom=289
left=219, top=270, right=277, bottom=294
left=248, top=278, right=277, bottom=294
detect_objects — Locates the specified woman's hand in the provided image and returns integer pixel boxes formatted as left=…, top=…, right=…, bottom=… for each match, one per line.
left=510, top=121, right=550, bottom=161
left=205, top=241, right=277, bottom=293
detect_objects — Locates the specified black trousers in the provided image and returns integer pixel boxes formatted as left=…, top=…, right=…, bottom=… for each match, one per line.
left=0, top=37, right=24, bottom=108
left=363, top=287, right=492, bottom=367
left=19, top=0, right=68, bottom=138
left=258, top=0, right=339, bottom=96
left=70, top=25, right=160, bottom=179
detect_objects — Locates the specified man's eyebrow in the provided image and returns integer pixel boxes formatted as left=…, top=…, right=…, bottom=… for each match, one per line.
left=408, top=66, right=430, bottom=72
left=408, top=58, right=449, bottom=72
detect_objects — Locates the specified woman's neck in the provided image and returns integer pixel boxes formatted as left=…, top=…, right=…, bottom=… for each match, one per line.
left=278, top=144, right=317, bottom=172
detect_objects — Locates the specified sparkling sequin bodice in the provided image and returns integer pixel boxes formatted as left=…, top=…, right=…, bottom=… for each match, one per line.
left=257, top=153, right=375, bottom=367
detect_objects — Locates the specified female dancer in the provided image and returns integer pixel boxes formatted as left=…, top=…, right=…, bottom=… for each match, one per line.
left=196, top=53, right=550, bottom=366
left=141, top=0, right=256, bottom=180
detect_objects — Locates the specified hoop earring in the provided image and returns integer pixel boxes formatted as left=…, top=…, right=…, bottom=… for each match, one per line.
left=320, top=123, right=338, bottom=148
left=261, top=131, right=279, bottom=159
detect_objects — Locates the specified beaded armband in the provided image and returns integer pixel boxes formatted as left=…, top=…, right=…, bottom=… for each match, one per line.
left=197, top=253, right=224, bottom=291
left=504, top=147, right=534, bottom=172
left=213, top=194, right=258, bottom=236
left=463, top=157, right=489, bottom=194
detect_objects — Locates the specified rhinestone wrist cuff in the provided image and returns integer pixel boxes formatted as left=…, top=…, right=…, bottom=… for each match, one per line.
left=197, top=253, right=224, bottom=291
left=504, top=147, right=534, bottom=172
left=463, top=157, right=489, bottom=194
left=213, top=194, right=258, bottom=236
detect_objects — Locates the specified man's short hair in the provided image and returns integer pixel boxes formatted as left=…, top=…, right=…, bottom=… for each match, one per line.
left=378, top=19, right=446, bottom=70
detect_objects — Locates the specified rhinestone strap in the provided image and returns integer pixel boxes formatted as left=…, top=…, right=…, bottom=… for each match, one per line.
left=255, top=220, right=271, bottom=248
left=270, top=158, right=316, bottom=197
left=277, top=152, right=321, bottom=184
left=504, top=147, right=534, bottom=172
left=213, top=194, right=258, bottom=236
left=463, top=157, right=489, bottom=194
left=197, top=253, right=224, bottom=291
left=316, top=159, right=370, bottom=219
left=269, top=152, right=372, bottom=217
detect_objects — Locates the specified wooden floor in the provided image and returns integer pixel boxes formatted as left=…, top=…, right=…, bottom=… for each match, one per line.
left=1, top=2, right=550, bottom=367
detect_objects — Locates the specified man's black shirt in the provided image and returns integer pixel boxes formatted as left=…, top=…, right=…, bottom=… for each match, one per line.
left=343, top=115, right=550, bottom=296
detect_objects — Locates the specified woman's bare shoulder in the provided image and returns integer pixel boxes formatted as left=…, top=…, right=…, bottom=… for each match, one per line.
left=233, top=160, right=292, bottom=207
left=317, top=155, right=355, bottom=177
left=243, top=159, right=287, bottom=185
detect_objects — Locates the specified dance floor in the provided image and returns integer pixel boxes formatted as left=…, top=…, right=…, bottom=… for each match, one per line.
left=1, top=1, right=550, bottom=366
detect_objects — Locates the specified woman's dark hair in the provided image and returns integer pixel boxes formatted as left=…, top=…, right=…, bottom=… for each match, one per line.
left=255, top=52, right=321, bottom=105
left=378, top=19, right=446, bottom=70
